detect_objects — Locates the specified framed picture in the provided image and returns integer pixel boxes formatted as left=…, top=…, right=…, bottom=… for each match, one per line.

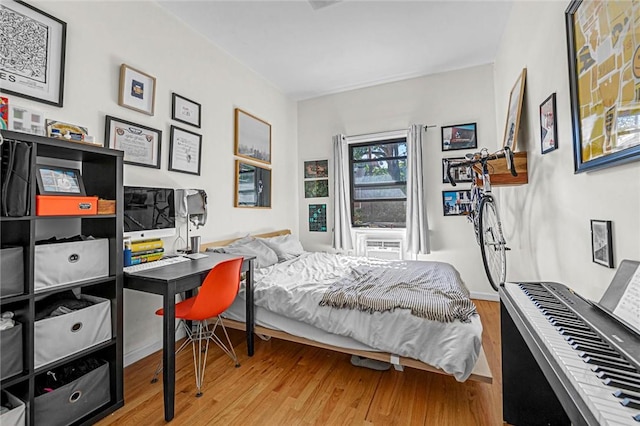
left=118, top=64, right=156, bottom=116
left=442, top=157, right=473, bottom=184
left=104, top=115, right=161, bottom=168
left=235, top=160, right=271, bottom=208
left=309, top=204, right=327, bottom=232
left=304, top=159, right=329, bottom=178
left=168, top=125, right=202, bottom=175
left=442, top=190, right=472, bottom=216
left=171, top=93, right=201, bottom=128
left=0, top=1, right=66, bottom=107
left=235, top=108, right=271, bottom=164
left=540, top=93, right=558, bottom=154
left=8, top=105, right=46, bottom=136
left=566, top=1, right=640, bottom=172
left=1, top=97, right=8, bottom=130
left=591, top=219, right=613, bottom=268
left=441, top=123, right=477, bottom=151
left=502, top=68, right=527, bottom=151
left=304, top=179, right=329, bottom=198
left=45, top=119, right=88, bottom=141
left=35, top=165, right=86, bottom=196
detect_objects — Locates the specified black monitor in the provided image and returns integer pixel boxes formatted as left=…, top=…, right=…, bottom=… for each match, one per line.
left=123, top=186, right=176, bottom=241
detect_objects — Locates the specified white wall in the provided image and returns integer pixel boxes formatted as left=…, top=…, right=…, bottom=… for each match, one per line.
left=494, top=1, right=640, bottom=301
left=297, top=65, right=501, bottom=298
left=15, top=1, right=299, bottom=363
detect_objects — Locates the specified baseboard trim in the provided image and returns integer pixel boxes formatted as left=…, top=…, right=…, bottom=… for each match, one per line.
left=124, top=328, right=186, bottom=367
left=471, top=291, right=499, bottom=302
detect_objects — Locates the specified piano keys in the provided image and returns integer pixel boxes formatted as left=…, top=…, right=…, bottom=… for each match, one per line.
left=500, top=269, right=640, bottom=425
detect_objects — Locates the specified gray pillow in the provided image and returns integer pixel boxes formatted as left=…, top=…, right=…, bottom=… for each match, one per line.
left=259, top=234, right=305, bottom=262
left=222, top=238, right=279, bottom=269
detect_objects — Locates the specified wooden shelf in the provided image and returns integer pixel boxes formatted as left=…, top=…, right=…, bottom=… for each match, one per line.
left=474, top=151, right=528, bottom=186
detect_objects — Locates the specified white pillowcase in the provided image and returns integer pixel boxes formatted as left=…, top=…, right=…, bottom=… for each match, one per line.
left=223, top=237, right=278, bottom=269
left=258, top=234, right=305, bottom=262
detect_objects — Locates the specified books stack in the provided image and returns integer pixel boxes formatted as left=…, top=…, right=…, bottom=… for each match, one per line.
left=129, top=239, right=164, bottom=265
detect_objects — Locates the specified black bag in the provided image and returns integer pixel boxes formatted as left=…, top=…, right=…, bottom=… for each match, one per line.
left=1, top=139, right=32, bottom=217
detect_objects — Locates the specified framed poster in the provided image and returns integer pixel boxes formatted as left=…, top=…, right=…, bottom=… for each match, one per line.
left=304, top=179, right=329, bottom=198
left=104, top=115, right=161, bottom=168
left=235, top=108, right=271, bottom=164
left=235, top=160, right=271, bottom=208
left=566, top=1, right=640, bottom=172
left=442, top=190, right=472, bottom=216
left=0, top=1, right=66, bottom=106
left=172, top=93, right=201, bottom=128
left=168, top=125, right=202, bottom=175
left=118, top=64, right=156, bottom=116
left=304, top=159, right=328, bottom=178
left=309, top=204, right=327, bottom=232
left=442, top=157, right=473, bottom=184
left=540, top=93, right=558, bottom=154
left=441, top=123, right=477, bottom=151
left=502, top=68, right=527, bottom=151
left=591, top=219, right=613, bottom=268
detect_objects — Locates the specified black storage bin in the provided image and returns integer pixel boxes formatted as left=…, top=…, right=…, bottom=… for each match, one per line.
left=1, top=247, right=24, bottom=298
left=34, top=360, right=110, bottom=426
left=0, top=322, right=23, bottom=380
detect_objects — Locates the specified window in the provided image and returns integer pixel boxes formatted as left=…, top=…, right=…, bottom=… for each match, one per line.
left=349, top=138, right=407, bottom=228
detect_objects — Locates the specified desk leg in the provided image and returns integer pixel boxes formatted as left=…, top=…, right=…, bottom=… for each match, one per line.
left=163, top=288, right=176, bottom=422
left=245, top=260, right=255, bottom=356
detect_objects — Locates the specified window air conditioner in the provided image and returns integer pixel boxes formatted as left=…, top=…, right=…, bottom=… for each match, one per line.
left=364, top=239, right=403, bottom=260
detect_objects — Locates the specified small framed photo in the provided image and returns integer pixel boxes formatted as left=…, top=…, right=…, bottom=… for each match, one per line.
left=169, top=126, right=202, bottom=175
left=104, top=115, right=162, bottom=169
left=540, top=93, right=558, bottom=154
left=442, top=190, right=472, bottom=216
left=591, top=220, right=613, bottom=268
left=235, top=108, right=271, bottom=164
left=171, top=93, right=201, bottom=128
left=35, top=165, right=86, bottom=196
left=442, top=157, right=473, bottom=184
left=118, top=64, right=156, bottom=116
left=8, top=105, right=46, bottom=136
left=304, top=160, right=328, bottom=178
left=46, top=119, right=88, bottom=141
left=235, top=160, right=272, bottom=208
left=441, top=123, right=477, bottom=151
left=304, top=179, right=329, bottom=198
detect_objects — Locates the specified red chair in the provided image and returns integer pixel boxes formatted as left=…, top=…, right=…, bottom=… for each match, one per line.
left=152, top=257, right=243, bottom=396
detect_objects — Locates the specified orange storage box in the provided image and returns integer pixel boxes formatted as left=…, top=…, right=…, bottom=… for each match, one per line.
left=36, top=195, right=98, bottom=216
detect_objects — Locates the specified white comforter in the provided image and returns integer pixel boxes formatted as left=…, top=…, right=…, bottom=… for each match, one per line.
left=248, top=252, right=482, bottom=381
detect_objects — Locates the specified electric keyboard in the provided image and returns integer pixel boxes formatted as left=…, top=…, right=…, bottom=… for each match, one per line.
left=500, top=280, right=640, bottom=426
left=123, top=255, right=191, bottom=273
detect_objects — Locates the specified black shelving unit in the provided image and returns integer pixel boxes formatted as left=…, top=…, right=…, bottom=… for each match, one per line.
left=0, top=130, right=124, bottom=425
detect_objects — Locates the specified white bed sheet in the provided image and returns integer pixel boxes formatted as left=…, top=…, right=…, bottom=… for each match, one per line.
left=228, top=252, right=482, bottom=381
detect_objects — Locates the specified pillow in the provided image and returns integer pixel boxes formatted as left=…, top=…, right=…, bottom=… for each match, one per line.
left=222, top=238, right=278, bottom=269
left=259, top=234, right=305, bottom=262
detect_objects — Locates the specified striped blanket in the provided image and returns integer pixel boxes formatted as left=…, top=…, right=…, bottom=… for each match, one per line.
left=319, top=260, right=477, bottom=323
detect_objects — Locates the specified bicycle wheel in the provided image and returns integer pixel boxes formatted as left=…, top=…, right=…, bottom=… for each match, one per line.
left=478, top=196, right=506, bottom=291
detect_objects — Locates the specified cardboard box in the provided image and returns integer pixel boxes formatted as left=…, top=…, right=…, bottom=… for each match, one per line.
left=36, top=195, right=98, bottom=216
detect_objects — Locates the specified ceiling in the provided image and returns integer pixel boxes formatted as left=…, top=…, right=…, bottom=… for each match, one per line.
left=157, top=0, right=513, bottom=101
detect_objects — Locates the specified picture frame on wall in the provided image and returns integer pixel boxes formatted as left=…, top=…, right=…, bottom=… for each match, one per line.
left=442, top=190, right=472, bottom=216
left=104, top=115, right=161, bottom=168
left=442, top=157, right=473, bottom=184
left=168, top=125, right=202, bottom=176
left=566, top=1, right=640, bottom=172
left=0, top=1, right=67, bottom=107
left=304, top=179, right=329, bottom=198
left=441, top=123, right=477, bottom=151
left=591, top=219, right=613, bottom=268
left=304, top=159, right=328, bottom=178
left=171, top=93, right=201, bottom=128
left=540, top=93, right=558, bottom=154
left=235, top=160, right=272, bottom=208
left=502, top=68, right=527, bottom=151
left=309, top=204, right=327, bottom=232
left=118, top=64, right=156, bottom=116
left=235, top=108, right=271, bottom=164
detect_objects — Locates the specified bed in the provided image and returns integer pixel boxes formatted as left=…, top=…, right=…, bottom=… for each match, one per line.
left=201, top=230, right=492, bottom=383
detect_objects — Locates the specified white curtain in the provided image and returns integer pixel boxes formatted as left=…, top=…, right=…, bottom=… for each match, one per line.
left=332, top=134, right=353, bottom=251
left=406, top=124, right=430, bottom=254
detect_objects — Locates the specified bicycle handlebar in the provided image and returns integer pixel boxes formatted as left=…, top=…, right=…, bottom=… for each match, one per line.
left=445, top=147, right=517, bottom=187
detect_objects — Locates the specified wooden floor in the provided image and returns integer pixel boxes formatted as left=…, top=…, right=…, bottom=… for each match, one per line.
left=97, top=300, right=502, bottom=425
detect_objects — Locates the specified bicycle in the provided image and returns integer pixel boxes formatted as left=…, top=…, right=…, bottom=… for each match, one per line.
left=445, top=147, right=517, bottom=291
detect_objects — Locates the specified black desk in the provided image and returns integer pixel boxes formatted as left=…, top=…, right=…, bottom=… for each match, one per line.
left=123, top=253, right=255, bottom=422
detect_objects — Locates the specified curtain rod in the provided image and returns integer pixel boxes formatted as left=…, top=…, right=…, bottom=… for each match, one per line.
left=345, top=125, right=437, bottom=139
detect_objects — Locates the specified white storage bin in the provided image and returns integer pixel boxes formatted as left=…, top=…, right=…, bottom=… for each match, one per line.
left=34, top=238, right=109, bottom=292
left=0, top=390, right=26, bottom=426
left=34, top=295, right=112, bottom=369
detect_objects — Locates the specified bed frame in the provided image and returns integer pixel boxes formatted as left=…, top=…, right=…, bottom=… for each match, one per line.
left=201, top=230, right=493, bottom=384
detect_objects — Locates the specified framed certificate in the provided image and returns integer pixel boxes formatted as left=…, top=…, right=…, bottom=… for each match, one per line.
left=168, top=125, right=202, bottom=175
left=104, top=115, right=161, bottom=168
